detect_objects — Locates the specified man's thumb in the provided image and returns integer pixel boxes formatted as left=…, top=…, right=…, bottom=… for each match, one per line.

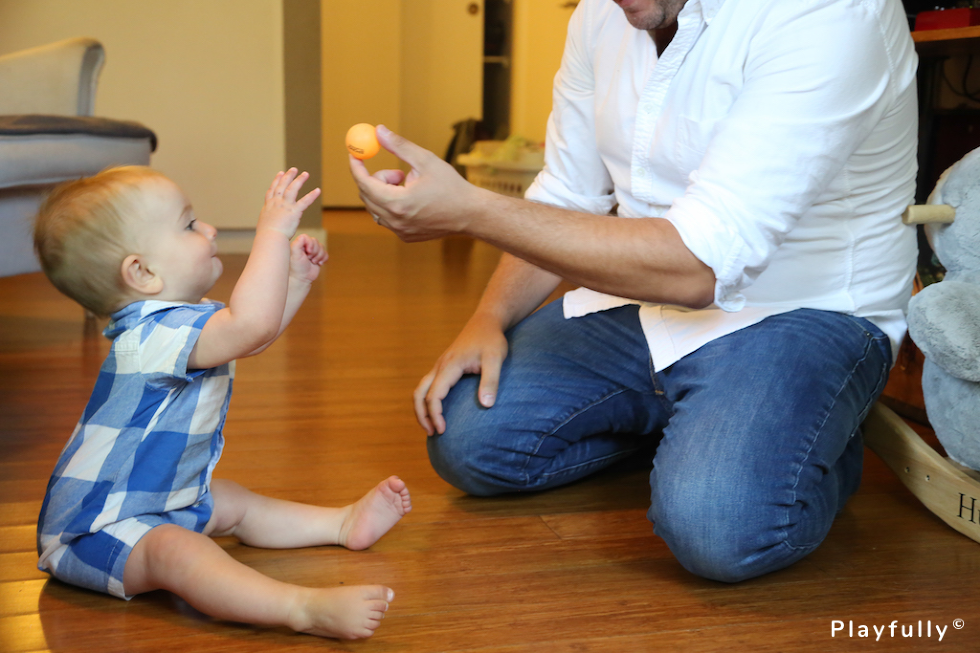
left=376, top=124, right=425, bottom=168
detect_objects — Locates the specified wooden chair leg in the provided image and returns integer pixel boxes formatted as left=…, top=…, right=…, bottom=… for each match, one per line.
left=863, top=402, right=980, bottom=543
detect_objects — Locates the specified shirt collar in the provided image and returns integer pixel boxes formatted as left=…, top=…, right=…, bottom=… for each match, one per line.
left=699, top=0, right=725, bottom=24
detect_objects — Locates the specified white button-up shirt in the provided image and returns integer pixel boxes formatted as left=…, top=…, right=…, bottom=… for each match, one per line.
left=525, top=0, right=919, bottom=370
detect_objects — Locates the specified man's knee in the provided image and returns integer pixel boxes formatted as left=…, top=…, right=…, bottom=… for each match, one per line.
left=426, top=375, right=528, bottom=496
left=649, top=472, right=816, bottom=583
left=426, top=424, right=511, bottom=497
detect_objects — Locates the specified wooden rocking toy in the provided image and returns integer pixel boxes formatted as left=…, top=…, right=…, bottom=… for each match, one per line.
left=862, top=203, right=980, bottom=544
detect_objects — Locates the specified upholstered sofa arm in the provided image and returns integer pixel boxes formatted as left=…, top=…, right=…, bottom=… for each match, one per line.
left=0, top=115, right=157, bottom=190
left=0, top=37, right=104, bottom=116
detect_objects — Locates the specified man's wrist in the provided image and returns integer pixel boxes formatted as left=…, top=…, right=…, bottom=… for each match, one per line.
left=458, top=186, right=504, bottom=239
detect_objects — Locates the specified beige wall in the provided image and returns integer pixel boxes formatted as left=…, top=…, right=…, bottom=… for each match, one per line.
left=0, top=0, right=297, bottom=236
left=283, top=0, right=324, bottom=232
left=321, top=0, right=484, bottom=208
left=322, top=0, right=403, bottom=207
left=400, top=0, right=483, bottom=163
left=509, top=0, right=574, bottom=144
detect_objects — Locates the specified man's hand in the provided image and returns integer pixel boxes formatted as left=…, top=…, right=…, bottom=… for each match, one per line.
left=348, top=125, right=487, bottom=242
left=414, top=311, right=510, bottom=436
left=289, top=234, right=327, bottom=284
left=259, top=168, right=322, bottom=239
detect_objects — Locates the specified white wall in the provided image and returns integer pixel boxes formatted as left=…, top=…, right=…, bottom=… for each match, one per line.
left=0, top=0, right=289, bottom=234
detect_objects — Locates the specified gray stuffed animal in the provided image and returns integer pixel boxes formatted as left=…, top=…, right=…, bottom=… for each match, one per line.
left=907, top=147, right=980, bottom=470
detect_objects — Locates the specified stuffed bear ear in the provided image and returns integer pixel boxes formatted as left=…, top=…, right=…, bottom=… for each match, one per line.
left=909, top=281, right=980, bottom=383
left=928, top=163, right=954, bottom=207
left=934, top=146, right=980, bottom=208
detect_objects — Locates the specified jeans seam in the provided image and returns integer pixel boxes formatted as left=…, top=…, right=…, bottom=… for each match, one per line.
left=781, top=538, right=821, bottom=554
left=786, top=331, right=877, bottom=548
left=539, top=449, right=643, bottom=480
left=520, top=386, right=636, bottom=485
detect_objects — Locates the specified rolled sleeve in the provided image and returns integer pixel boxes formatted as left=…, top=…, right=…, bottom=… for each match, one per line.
left=665, top=1, right=895, bottom=311
left=525, top=0, right=615, bottom=216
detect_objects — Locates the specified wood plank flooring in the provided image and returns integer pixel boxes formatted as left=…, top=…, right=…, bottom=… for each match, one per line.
left=2, top=210, right=979, bottom=652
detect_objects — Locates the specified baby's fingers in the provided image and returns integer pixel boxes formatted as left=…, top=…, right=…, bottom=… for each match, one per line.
left=292, top=234, right=327, bottom=264
left=283, top=170, right=310, bottom=201
left=271, top=167, right=299, bottom=198
left=265, top=171, right=285, bottom=202
left=295, top=186, right=322, bottom=212
left=305, top=236, right=328, bottom=264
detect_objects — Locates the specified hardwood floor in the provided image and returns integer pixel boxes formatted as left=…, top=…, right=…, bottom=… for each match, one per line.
left=2, top=210, right=979, bottom=652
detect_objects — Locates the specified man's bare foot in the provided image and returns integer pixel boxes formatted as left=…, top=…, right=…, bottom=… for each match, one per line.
left=292, top=585, right=393, bottom=639
left=339, top=476, right=412, bottom=551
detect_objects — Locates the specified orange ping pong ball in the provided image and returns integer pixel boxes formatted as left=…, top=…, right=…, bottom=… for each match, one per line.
left=346, top=123, right=380, bottom=160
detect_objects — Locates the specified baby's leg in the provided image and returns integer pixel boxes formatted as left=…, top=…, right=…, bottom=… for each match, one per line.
left=123, top=524, right=393, bottom=639
left=207, top=476, right=411, bottom=551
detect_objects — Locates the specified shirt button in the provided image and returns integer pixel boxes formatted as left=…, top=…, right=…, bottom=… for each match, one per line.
left=642, top=104, right=654, bottom=114
left=635, top=167, right=647, bottom=178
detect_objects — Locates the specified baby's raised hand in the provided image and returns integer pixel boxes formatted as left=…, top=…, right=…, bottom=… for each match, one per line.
left=259, top=168, right=322, bottom=238
left=290, top=233, right=327, bottom=283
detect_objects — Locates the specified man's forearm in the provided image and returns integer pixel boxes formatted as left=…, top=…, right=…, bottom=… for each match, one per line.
left=466, top=191, right=716, bottom=309
left=475, top=253, right=563, bottom=332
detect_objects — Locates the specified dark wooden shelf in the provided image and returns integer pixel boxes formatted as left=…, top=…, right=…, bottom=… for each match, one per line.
left=914, top=26, right=980, bottom=57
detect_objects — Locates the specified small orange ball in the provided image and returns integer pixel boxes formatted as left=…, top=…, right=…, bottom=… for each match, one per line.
left=346, top=123, right=380, bottom=160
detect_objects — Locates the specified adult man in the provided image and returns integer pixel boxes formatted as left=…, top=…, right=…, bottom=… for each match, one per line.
left=350, top=0, right=918, bottom=582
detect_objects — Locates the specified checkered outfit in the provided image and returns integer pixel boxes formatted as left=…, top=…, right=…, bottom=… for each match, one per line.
left=37, top=300, right=234, bottom=599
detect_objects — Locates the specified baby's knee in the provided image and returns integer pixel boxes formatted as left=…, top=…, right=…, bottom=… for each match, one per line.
left=124, top=524, right=191, bottom=593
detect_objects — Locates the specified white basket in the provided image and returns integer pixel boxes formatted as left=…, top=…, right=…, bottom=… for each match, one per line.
left=458, top=141, right=544, bottom=199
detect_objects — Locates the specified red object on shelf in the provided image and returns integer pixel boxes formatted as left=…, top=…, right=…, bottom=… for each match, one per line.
left=915, top=8, right=980, bottom=31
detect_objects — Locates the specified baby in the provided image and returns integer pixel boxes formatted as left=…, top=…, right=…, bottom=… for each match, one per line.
left=33, top=166, right=411, bottom=640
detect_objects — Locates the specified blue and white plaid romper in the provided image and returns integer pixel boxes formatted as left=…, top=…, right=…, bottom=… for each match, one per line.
left=37, top=300, right=234, bottom=599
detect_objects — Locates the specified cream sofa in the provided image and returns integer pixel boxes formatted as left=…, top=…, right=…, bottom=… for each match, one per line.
left=0, top=37, right=156, bottom=277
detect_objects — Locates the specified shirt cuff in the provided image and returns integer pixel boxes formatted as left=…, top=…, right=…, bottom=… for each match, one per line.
left=525, top=169, right=616, bottom=216
left=665, top=195, right=754, bottom=313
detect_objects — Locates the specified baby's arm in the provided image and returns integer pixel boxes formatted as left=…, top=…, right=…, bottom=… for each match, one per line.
left=189, top=169, right=321, bottom=369
left=245, top=234, right=327, bottom=356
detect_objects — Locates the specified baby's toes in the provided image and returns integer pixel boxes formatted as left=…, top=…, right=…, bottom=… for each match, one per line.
left=363, top=585, right=394, bottom=602
left=386, top=475, right=407, bottom=494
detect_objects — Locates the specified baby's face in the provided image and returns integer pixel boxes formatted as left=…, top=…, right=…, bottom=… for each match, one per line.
left=130, top=177, right=223, bottom=303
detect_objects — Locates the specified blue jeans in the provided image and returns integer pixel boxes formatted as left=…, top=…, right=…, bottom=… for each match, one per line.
left=428, top=301, right=892, bottom=582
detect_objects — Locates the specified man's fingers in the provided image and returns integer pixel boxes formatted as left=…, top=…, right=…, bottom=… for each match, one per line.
left=414, top=372, right=436, bottom=435
left=477, top=353, right=502, bottom=408
left=348, top=154, right=377, bottom=190
left=361, top=196, right=388, bottom=225
left=373, top=169, right=406, bottom=186
left=349, top=155, right=398, bottom=199
left=427, top=395, right=446, bottom=436
left=425, top=364, right=465, bottom=436
left=376, top=124, right=430, bottom=170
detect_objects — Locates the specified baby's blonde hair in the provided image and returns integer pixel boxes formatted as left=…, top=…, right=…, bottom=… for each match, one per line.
left=34, top=166, right=168, bottom=316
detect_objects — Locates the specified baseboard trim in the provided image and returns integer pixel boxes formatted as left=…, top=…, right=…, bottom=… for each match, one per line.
left=216, top=227, right=327, bottom=254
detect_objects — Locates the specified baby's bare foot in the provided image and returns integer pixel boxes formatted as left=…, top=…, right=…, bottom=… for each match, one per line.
left=292, top=585, right=393, bottom=639
left=339, top=476, right=412, bottom=551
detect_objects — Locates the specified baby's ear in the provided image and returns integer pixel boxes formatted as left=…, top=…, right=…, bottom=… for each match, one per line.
left=120, top=254, right=163, bottom=295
